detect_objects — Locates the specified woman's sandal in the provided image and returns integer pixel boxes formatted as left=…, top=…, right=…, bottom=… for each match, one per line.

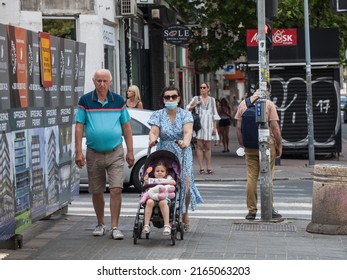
left=199, top=169, right=205, bottom=174
left=207, top=169, right=214, bottom=175
left=142, top=225, right=150, bottom=234
left=163, top=225, right=171, bottom=236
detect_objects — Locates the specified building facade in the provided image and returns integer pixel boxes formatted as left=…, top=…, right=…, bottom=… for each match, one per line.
left=0, top=0, right=196, bottom=108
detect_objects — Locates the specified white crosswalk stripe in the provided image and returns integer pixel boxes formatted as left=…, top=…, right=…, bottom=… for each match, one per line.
left=68, top=182, right=312, bottom=220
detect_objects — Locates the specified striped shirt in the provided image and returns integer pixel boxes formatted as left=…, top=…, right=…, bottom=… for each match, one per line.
left=75, top=90, right=130, bottom=152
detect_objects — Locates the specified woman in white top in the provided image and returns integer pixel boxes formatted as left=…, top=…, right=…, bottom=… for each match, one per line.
left=187, top=82, right=220, bottom=175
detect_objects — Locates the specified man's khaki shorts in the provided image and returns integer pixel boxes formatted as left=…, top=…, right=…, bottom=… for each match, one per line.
left=86, top=145, right=124, bottom=193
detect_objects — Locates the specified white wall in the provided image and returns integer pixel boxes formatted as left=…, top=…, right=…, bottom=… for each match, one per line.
left=78, top=14, right=105, bottom=92
left=0, top=0, right=21, bottom=26
left=19, top=11, right=43, bottom=32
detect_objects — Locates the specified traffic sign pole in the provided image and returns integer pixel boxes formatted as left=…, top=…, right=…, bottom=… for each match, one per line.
left=257, top=0, right=272, bottom=221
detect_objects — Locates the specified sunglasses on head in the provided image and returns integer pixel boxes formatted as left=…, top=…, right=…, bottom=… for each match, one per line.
left=163, top=94, right=179, bottom=101
left=200, top=86, right=207, bottom=89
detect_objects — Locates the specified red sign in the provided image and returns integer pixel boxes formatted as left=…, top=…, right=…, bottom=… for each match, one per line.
left=247, top=28, right=297, bottom=47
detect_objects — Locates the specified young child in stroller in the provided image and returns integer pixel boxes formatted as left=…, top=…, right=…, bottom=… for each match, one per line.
left=140, top=160, right=176, bottom=236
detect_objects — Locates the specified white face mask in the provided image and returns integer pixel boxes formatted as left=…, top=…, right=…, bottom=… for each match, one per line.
left=165, top=101, right=178, bottom=110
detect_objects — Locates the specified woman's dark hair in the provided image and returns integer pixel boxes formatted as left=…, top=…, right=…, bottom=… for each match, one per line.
left=220, top=97, right=229, bottom=106
left=158, top=86, right=183, bottom=108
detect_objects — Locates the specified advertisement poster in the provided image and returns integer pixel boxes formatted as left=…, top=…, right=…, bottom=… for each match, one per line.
left=27, top=108, right=46, bottom=222
left=57, top=106, right=73, bottom=206
left=27, top=30, right=44, bottom=107
left=39, top=32, right=52, bottom=88
left=9, top=108, right=31, bottom=233
left=44, top=110, right=59, bottom=215
left=70, top=108, right=79, bottom=197
left=59, top=38, right=74, bottom=107
left=74, top=41, right=86, bottom=105
left=44, top=36, right=60, bottom=107
left=0, top=110, right=15, bottom=240
left=7, top=25, right=28, bottom=108
left=0, top=23, right=85, bottom=241
left=0, top=24, right=10, bottom=110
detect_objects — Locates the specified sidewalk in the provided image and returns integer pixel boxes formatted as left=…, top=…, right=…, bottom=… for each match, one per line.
left=193, top=125, right=347, bottom=181
left=1, top=126, right=347, bottom=260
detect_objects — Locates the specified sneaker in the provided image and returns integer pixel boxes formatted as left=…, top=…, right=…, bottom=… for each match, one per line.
left=110, top=228, right=124, bottom=240
left=272, top=209, right=282, bottom=219
left=93, top=224, right=106, bottom=236
left=245, top=212, right=256, bottom=220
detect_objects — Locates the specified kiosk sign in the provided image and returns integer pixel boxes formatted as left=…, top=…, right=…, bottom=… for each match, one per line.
left=163, top=25, right=191, bottom=45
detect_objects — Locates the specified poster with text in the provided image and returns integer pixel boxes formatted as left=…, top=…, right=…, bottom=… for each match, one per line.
left=7, top=25, right=28, bottom=108
left=0, top=24, right=10, bottom=110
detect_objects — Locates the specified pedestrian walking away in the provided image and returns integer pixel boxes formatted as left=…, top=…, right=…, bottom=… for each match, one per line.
left=75, top=68, right=134, bottom=239
left=215, top=98, right=223, bottom=146
left=126, top=85, right=143, bottom=109
left=217, top=97, right=232, bottom=152
left=187, top=82, right=220, bottom=175
left=234, top=82, right=282, bottom=220
left=148, top=86, right=203, bottom=232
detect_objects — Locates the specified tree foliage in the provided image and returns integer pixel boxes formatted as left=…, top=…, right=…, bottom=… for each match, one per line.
left=43, top=19, right=75, bottom=39
left=168, top=0, right=347, bottom=72
left=168, top=0, right=257, bottom=73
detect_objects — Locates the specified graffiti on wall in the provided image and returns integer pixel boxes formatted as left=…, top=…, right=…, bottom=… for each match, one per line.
left=270, top=74, right=339, bottom=150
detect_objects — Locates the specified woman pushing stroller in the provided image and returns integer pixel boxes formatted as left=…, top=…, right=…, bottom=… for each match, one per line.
left=147, top=86, right=203, bottom=232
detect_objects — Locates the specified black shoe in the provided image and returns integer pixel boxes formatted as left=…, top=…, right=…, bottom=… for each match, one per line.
left=245, top=212, right=256, bottom=220
left=272, top=209, right=282, bottom=219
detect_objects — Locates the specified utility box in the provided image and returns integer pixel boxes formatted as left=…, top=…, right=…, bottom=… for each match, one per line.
left=246, top=28, right=341, bottom=157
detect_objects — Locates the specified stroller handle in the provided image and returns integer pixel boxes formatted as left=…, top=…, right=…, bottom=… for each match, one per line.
left=146, top=139, right=188, bottom=157
left=147, top=140, right=158, bottom=157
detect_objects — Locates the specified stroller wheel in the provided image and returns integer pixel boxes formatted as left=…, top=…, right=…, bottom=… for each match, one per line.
left=178, top=221, right=184, bottom=240
left=171, top=231, right=176, bottom=246
left=133, top=221, right=143, bottom=244
left=139, top=222, right=143, bottom=239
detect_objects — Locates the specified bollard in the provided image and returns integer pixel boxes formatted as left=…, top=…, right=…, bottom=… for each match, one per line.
left=306, top=164, right=347, bottom=235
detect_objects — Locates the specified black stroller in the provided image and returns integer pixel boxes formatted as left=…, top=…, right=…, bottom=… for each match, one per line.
left=133, top=148, right=185, bottom=245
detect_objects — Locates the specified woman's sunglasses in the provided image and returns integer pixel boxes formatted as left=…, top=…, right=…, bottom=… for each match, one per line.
left=200, top=86, right=207, bottom=89
left=163, top=94, right=179, bottom=101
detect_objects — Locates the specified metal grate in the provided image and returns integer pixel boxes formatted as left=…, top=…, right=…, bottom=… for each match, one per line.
left=121, top=0, right=135, bottom=15
left=231, top=223, right=297, bottom=232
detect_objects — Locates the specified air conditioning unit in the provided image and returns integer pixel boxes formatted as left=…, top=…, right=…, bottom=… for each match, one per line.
left=121, top=0, right=137, bottom=16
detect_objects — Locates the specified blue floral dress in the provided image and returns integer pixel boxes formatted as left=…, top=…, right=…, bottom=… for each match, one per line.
left=148, top=108, right=204, bottom=213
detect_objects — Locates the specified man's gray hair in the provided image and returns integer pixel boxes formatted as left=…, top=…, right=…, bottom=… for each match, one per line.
left=93, top=69, right=112, bottom=82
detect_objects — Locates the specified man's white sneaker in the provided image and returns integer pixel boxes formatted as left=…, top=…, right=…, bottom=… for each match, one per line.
left=93, top=224, right=106, bottom=236
left=110, top=228, right=124, bottom=240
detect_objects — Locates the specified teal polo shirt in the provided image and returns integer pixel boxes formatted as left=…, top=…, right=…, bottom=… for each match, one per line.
left=75, top=90, right=131, bottom=152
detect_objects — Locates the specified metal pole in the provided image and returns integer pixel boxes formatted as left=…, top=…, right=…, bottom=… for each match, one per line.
left=257, top=0, right=272, bottom=221
left=128, top=18, right=133, bottom=85
left=304, top=0, right=315, bottom=166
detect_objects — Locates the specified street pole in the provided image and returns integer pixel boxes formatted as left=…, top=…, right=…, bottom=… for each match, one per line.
left=257, top=0, right=272, bottom=221
left=304, top=0, right=315, bottom=166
